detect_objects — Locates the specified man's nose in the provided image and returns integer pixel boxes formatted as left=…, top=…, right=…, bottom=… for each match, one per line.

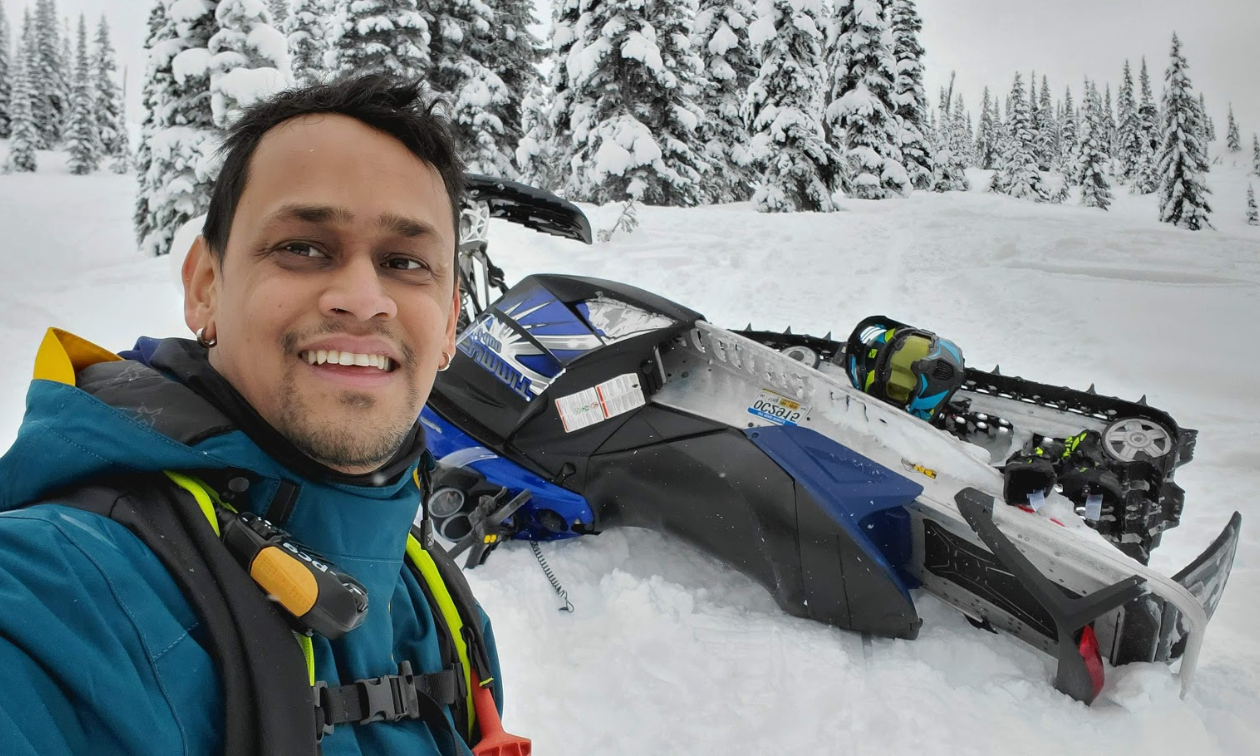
left=319, top=255, right=398, bottom=321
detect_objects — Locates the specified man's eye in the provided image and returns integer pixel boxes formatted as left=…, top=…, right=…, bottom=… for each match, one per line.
left=386, top=257, right=428, bottom=271
left=282, top=242, right=326, bottom=258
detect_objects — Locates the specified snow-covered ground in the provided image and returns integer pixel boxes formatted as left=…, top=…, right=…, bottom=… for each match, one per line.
left=1, top=147, right=1257, bottom=755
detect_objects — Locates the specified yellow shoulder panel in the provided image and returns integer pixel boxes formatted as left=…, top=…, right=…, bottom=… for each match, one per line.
left=33, top=328, right=122, bottom=386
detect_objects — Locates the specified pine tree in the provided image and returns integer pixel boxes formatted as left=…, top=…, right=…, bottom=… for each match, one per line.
left=1253, top=133, right=1260, bottom=177
left=135, top=0, right=218, bottom=257
left=565, top=0, right=711, bottom=206
left=1116, top=60, right=1140, bottom=181
left=3, top=37, right=37, bottom=172
left=826, top=0, right=908, bottom=199
left=1036, top=74, right=1055, bottom=169
left=326, top=0, right=430, bottom=79
left=521, top=0, right=580, bottom=192
left=480, top=0, right=544, bottom=177
left=1156, top=33, right=1211, bottom=230
left=929, top=79, right=968, bottom=192
left=210, top=0, right=290, bottom=130
left=0, top=0, right=12, bottom=138
left=30, top=0, right=69, bottom=148
left=1132, top=57, right=1160, bottom=194
left=990, top=71, right=1045, bottom=200
left=431, top=0, right=541, bottom=178
left=974, top=86, right=998, bottom=168
left=1248, top=184, right=1258, bottom=226
left=694, top=0, right=758, bottom=201
left=888, top=0, right=933, bottom=191
left=1075, top=82, right=1112, bottom=209
left=1199, top=93, right=1215, bottom=143
left=65, top=14, right=99, bottom=174
left=1102, top=83, right=1116, bottom=160
left=1226, top=104, right=1242, bottom=153
left=93, top=16, right=126, bottom=173
left=285, top=0, right=324, bottom=87
left=1059, top=85, right=1077, bottom=180
left=268, top=0, right=288, bottom=25
left=744, top=0, right=840, bottom=211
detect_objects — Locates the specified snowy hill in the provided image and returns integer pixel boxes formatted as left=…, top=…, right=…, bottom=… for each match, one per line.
left=0, top=150, right=1257, bottom=754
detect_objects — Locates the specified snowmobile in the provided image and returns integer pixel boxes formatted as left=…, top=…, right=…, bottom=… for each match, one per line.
left=421, top=175, right=1242, bottom=705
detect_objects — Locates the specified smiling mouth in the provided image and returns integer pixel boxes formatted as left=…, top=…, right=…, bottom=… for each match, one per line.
left=298, top=349, right=398, bottom=372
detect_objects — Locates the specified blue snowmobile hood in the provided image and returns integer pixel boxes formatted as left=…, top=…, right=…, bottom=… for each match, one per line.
left=0, top=327, right=428, bottom=600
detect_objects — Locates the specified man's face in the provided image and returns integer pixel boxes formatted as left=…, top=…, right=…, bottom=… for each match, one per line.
left=183, top=114, right=459, bottom=474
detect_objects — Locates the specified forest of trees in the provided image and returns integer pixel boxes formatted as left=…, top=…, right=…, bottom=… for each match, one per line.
left=0, top=0, right=1256, bottom=255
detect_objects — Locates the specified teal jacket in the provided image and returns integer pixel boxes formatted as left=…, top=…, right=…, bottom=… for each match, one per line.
left=0, top=330, right=501, bottom=755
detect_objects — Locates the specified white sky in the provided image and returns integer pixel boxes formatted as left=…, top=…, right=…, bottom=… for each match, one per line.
left=7, top=0, right=1259, bottom=144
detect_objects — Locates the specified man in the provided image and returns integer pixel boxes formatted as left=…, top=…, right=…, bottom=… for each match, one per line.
left=0, top=75, right=511, bottom=756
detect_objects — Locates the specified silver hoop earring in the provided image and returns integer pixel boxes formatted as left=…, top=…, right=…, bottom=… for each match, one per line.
left=196, top=328, right=217, bottom=349
left=437, top=351, right=452, bottom=372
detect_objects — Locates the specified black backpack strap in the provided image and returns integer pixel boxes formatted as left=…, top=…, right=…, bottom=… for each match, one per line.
left=45, top=475, right=317, bottom=756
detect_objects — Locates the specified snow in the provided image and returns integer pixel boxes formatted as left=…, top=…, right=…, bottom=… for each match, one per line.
left=0, top=147, right=1258, bottom=755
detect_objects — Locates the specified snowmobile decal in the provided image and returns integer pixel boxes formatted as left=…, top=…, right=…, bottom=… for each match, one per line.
left=457, top=312, right=555, bottom=400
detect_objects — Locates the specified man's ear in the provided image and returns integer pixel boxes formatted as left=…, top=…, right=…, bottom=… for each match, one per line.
left=182, top=235, right=219, bottom=334
left=444, top=274, right=460, bottom=357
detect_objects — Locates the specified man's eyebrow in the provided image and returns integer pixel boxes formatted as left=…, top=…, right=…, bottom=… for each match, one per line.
left=268, top=204, right=355, bottom=226
left=377, top=212, right=436, bottom=239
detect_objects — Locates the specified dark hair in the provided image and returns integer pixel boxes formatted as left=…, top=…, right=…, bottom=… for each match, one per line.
left=202, top=74, right=466, bottom=262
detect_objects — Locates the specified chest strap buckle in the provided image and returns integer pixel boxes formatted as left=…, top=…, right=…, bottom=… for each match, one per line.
left=314, top=661, right=463, bottom=743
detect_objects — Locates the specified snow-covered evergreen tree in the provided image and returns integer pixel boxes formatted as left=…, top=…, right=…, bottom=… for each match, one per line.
left=1102, top=83, right=1116, bottom=161
left=1253, top=133, right=1260, bottom=177
left=93, top=16, right=127, bottom=173
left=284, top=0, right=323, bottom=86
left=974, top=86, right=998, bottom=168
left=1059, top=85, right=1077, bottom=179
left=1035, top=74, right=1055, bottom=169
left=65, top=14, right=99, bottom=175
left=1156, top=33, right=1211, bottom=230
left=1132, top=57, right=1160, bottom=194
left=565, top=0, right=711, bottom=206
left=744, top=0, right=840, bottom=211
left=428, top=0, right=513, bottom=175
left=0, top=0, right=12, bottom=139
left=694, top=0, right=758, bottom=201
left=1248, top=183, right=1258, bottom=226
left=888, top=0, right=933, bottom=191
left=3, top=38, right=37, bottom=172
left=209, top=0, right=289, bottom=130
left=1075, top=81, right=1111, bottom=209
left=826, top=0, right=908, bottom=199
left=523, top=0, right=580, bottom=192
left=990, top=71, right=1045, bottom=200
left=268, top=0, right=288, bottom=24
left=929, top=82, right=968, bottom=192
left=480, top=0, right=544, bottom=176
left=30, top=0, right=69, bottom=148
left=1199, top=93, right=1215, bottom=143
left=1226, top=104, right=1241, bottom=153
left=135, top=0, right=218, bottom=257
left=1116, top=60, right=1140, bottom=181
left=326, top=0, right=430, bottom=79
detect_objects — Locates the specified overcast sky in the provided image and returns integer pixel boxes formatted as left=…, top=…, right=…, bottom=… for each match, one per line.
left=9, top=0, right=1260, bottom=146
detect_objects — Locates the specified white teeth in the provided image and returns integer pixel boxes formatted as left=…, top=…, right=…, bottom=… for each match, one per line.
left=302, top=349, right=393, bottom=371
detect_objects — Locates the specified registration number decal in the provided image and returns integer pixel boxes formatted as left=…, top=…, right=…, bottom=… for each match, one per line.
left=747, top=389, right=808, bottom=426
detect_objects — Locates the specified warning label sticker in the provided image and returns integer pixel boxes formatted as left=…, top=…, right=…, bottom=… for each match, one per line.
left=556, top=373, right=646, bottom=433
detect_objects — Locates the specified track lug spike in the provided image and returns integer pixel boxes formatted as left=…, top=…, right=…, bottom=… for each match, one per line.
left=1138, top=394, right=1148, bottom=406
left=784, top=326, right=792, bottom=335
left=993, top=364, right=1001, bottom=375
left=744, top=323, right=752, bottom=331
left=824, top=331, right=832, bottom=340
left=1087, top=383, right=1096, bottom=394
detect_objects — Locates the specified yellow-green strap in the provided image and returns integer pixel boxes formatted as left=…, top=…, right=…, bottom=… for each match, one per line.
left=406, top=534, right=475, bottom=736
left=296, top=633, right=315, bottom=686
left=163, top=471, right=221, bottom=537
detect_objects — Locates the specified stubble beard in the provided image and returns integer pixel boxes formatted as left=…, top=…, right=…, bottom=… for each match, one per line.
left=275, top=333, right=422, bottom=472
